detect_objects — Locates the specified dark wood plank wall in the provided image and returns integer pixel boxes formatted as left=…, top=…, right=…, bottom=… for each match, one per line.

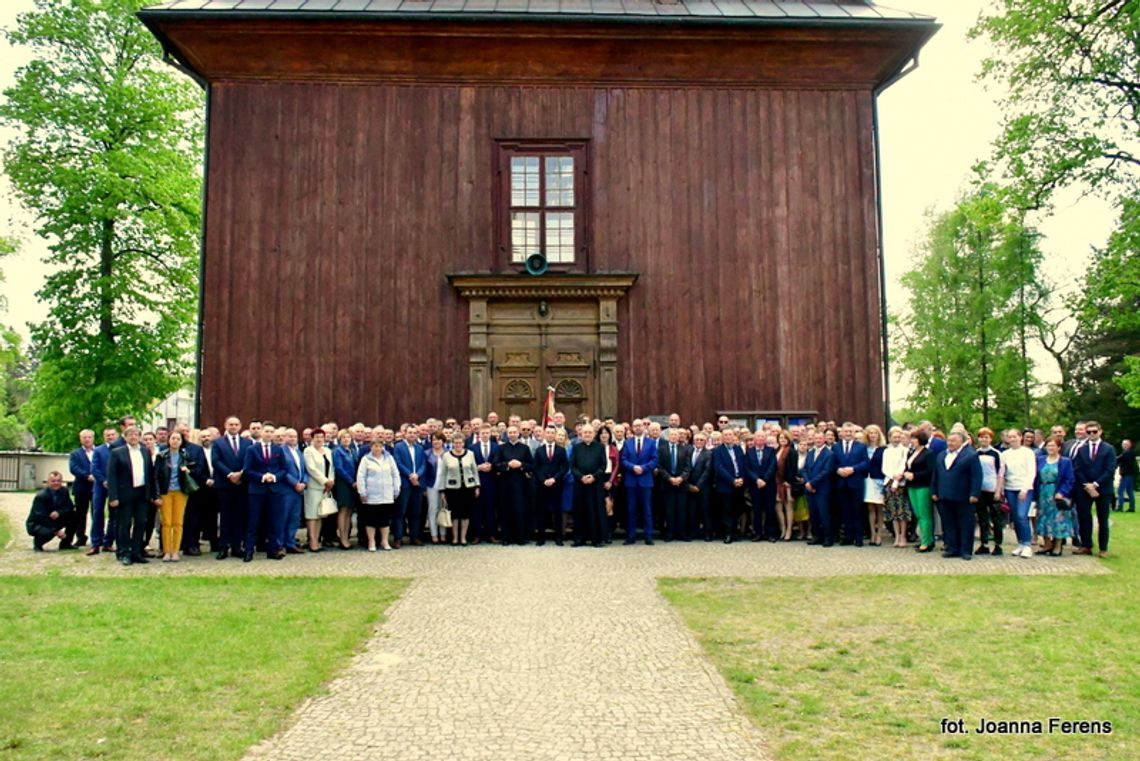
left=201, top=82, right=884, bottom=427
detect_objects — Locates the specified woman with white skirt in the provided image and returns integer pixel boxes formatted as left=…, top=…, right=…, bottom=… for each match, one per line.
left=423, top=432, right=448, bottom=543
left=863, top=425, right=887, bottom=546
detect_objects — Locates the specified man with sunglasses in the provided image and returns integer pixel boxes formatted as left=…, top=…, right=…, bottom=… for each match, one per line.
left=1071, top=421, right=1115, bottom=558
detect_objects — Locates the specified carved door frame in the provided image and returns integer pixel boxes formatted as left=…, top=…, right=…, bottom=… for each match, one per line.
left=448, top=273, right=637, bottom=421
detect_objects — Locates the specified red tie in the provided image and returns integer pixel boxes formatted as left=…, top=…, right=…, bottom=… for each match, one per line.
left=1092, top=442, right=1098, bottom=460
left=264, top=444, right=269, bottom=461
left=548, top=445, right=554, bottom=460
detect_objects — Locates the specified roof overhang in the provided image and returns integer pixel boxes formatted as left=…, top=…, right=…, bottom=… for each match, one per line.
left=139, top=7, right=938, bottom=90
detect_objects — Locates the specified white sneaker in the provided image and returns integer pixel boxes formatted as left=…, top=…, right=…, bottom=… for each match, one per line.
left=1020, top=545, right=1033, bottom=558
left=1011, top=545, right=1024, bottom=557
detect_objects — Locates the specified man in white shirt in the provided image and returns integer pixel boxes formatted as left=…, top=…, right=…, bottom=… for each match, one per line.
left=107, top=427, right=160, bottom=566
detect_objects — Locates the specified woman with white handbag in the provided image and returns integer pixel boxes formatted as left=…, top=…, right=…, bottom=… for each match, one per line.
left=303, top=430, right=336, bottom=552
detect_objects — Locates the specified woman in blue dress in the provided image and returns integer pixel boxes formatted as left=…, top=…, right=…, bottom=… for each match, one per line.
left=1034, top=436, right=1076, bottom=556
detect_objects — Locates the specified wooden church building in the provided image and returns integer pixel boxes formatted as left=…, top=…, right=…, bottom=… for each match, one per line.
left=140, top=0, right=937, bottom=427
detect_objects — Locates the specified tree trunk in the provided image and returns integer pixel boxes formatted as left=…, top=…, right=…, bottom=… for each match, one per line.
left=100, top=217, right=115, bottom=346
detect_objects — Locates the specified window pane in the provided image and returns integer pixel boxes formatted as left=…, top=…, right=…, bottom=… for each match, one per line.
left=544, top=155, right=574, bottom=207
left=511, top=156, right=540, bottom=207
left=511, top=212, right=540, bottom=262
left=544, top=212, right=575, bottom=263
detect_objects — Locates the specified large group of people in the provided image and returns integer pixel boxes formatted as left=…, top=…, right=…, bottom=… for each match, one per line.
left=27, top=410, right=1134, bottom=565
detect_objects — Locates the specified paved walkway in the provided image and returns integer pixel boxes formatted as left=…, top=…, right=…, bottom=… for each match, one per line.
left=0, top=494, right=1109, bottom=761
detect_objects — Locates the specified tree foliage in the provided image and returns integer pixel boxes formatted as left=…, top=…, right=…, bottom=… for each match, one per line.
left=972, top=0, right=1140, bottom=211
left=0, top=0, right=203, bottom=451
left=893, top=186, right=1047, bottom=432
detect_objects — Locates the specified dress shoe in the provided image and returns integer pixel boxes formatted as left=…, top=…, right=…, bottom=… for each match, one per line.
left=593, top=541, right=603, bottom=548
left=572, top=541, right=585, bottom=547
left=1098, top=550, right=1109, bottom=558
left=285, top=546, right=304, bottom=555
left=808, top=539, right=823, bottom=546
left=853, top=539, right=864, bottom=547
left=750, top=535, right=762, bottom=543
left=119, top=557, right=132, bottom=566
left=768, top=536, right=778, bottom=543
left=131, top=555, right=149, bottom=564
left=142, top=550, right=156, bottom=559
left=623, top=539, right=635, bottom=545
left=942, top=551, right=960, bottom=558
left=489, top=537, right=499, bottom=544
left=822, top=541, right=834, bottom=547
left=555, top=539, right=564, bottom=547
left=645, top=539, right=654, bottom=546
left=536, top=539, right=546, bottom=546
left=412, top=539, right=423, bottom=546
left=33, top=545, right=44, bottom=552
left=975, top=545, right=991, bottom=555
left=391, top=540, right=401, bottom=550
left=76, top=536, right=88, bottom=547
left=243, top=550, right=254, bottom=562
left=215, top=549, right=229, bottom=560
left=961, top=555, right=973, bottom=561
left=839, top=539, right=852, bottom=546
left=85, top=546, right=101, bottom=556
left=470, top=537, right=481, bottom=545
left=59, top=542, right=76, bottom=550
left=723, top=536, right=733, bottom=544
left=991, top=546, right=1003, bottom=556
left=186, top=547, right=202, bottom=557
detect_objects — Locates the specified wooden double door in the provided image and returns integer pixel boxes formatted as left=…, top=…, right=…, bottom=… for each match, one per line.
left=488, top=300, right=597, bottom=422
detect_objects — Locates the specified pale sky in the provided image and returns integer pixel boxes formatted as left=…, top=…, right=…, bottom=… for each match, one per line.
left=0, top=0, right=1115, bottom=410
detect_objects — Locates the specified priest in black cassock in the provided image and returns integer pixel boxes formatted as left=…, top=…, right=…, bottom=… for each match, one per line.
left=570, top=423, right=607, bottom=547
left=495, top=425, right=534, bottom=545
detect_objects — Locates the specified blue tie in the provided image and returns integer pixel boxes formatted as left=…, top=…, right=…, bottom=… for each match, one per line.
left=671, top=444, right=676, bottom=472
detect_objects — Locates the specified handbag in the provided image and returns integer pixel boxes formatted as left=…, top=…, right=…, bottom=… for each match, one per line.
left=437, top=493, right=453, bottom=529
left=1055, top=494, right=1073, bottom=511
left=318, top=496, right=338, bottom=518
left=182, top=470, right=200, bottom=495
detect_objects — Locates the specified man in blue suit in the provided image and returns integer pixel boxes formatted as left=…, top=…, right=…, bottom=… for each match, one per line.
left=212, top=416, right=251, bottom=559
left=712, top=430, right=747, bottom=543
left=242, top=429, right=287, bottom=561
left=930, top=431, right=983, bottom=560
left=393, top=426, right=427, bottom=548
left=87, top=426, right=119, bottom=555
left=745, top=431, right=777, bottom=542
left=804, top=430, right=836, bottom=546
left=1072, top=420, right=1116, bottom=557
left=533, top=425, right=569, bottom=545
left=832, top=422, right=870, bottom=546
left=621, top=418, right=658, bottom=545
left=471, top=425, right=500, bottom=543
left=67, top=428, right=96, bottom=549
left=278, top=428, right=308, bottom=554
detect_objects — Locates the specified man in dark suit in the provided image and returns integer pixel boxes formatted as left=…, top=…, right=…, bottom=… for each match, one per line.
left=193, top=427, right=220, bottom=553
left=1072, top=420, right=1116, bottom=558
left=712, top=430, right=747, bottom=543
left=745, top=431, right=778, bottom=542
left=621, top=418, right=658, bottom=545
left=533, top=425, right=569, bottom=545
left=107, top=427, right=160, bottom=565
left=393, top=427, right=427, bottom=548
left=930, top=431, right=983, bottom=560
left=687, top=431, right=714, bottom=540
left=832, top=422, right=870, bottom=546
left=278, top=428, right=308, bottom=554
left=67, top=428, right=96, bottom=548
left=471, top=425, right=500, bottom=544
left=657, top=428, right=692, bottom=542
left=569, top=423, right=607, bottom=547
left=26, top=471, right=75, bottom=551
left=87, top=427, right=118, bottom=555
left=242, top=430, right=287, bottom=561
left=211, top=416, right=250, bottom=559
left=804, top=430, right=836, bottom=546
left=495, top=425, right=534, bottom=545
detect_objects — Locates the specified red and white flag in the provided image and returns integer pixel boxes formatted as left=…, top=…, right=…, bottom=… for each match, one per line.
left=542, top=386, right=556, bottom=427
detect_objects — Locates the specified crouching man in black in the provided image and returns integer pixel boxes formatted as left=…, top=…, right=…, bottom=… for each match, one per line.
left=26, top=471, right=75, bottom=552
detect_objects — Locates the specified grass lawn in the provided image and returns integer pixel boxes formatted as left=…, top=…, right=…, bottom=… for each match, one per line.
left=0, top=575, right=407, bottom=761
left=0, top=509, right=10, bottom=551
left=661, top=513, right=1139, bottom=761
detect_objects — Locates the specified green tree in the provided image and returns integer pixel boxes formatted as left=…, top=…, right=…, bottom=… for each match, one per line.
left=892, top=186, right=1048, bottom=432
left=1071, top=195, right=1140, bottom=437
left=0, top=0, right=203, bottom=451
left=972, top=0, right=1139, bottom=211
